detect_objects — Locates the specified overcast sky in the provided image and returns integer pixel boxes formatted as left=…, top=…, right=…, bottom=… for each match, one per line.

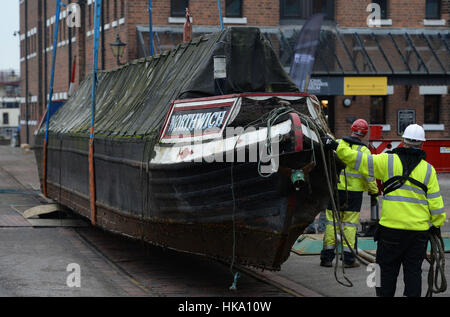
left=0, top=1, right=20, bottom=72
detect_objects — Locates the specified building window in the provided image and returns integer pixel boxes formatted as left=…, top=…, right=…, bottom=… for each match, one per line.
left=114, top=0, right=118, bottom=21
left=171, top=0, right=189, bottom=17
left=226, top=0, right=242, bottom=17
left=280, top=0, right=335, bottom=21
left=372, top=0, right=388, bottom=19
left=50, top=25, right=53, bottom=46
left=313, top=0, right=335, bottom=20
left=59, top=21, right=63, bottom=42
left=62, top=20, right=66, bottom=41
left=281, top=0, right=301, bottom=18
left=370, top=96, right=386, bottom=124
left=426, top=0, right=441, bottom=19
left=3, top=113, right=9, bottom=125
left=5, top=102, right=19, bottom=109
left=88, top=4, right=92, bottom=27
left=424, top=95, right=440, bottom=124
left=106, top=0, right=110, bottom=22
left=120, top=0, right=125, bottom=18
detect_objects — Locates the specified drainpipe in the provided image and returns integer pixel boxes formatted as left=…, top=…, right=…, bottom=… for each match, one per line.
left=101, top=0, right=105, bottom=70
left=44, top=0, right=48, bottom=115
left=77, top=0, right=86, bottom=83
left=69, top=14, right=72, bottom=87
left=25, top=0, right=29, bottom=144
left=38, top=0, right=43, bottom=120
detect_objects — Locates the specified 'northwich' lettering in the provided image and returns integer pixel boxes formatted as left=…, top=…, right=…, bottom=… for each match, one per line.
left=168, top=110, right=228, bottom=134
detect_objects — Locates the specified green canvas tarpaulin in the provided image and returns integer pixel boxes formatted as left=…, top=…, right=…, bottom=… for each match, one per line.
left=39, top=27, right=298, bottom=140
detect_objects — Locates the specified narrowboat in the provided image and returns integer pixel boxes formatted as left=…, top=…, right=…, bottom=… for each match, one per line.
left=34, top=27, right=338, bottom=270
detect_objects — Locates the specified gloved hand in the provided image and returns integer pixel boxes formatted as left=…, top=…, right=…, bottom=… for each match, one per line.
left=321, top=135, right=339, bottom=151
left=429, top=226, right=441, bottom=237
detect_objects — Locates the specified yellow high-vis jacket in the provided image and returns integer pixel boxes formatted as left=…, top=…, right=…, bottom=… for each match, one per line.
left=336, top=140, right=446, bottom=231
left=337, top=141, right=379, bottom=195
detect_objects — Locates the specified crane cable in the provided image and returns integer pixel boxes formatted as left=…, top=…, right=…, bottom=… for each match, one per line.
left=264, top=105, right=363, bottom=287
left=304, top=113, right=373, bottom=287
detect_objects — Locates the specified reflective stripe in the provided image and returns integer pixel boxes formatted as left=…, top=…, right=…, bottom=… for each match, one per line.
left=424, top=163, right=432, bottom=186
left=357, top=145, right=363, bottom=151
left=342, top=222, right=358, bottom=228
left=427, top=191, right=441, bottom=199
left=388, top=154, right=394, bottom=179
left=324, top=245, right=335, bottom=250
left=400, top=184, right=426, bottom=196
left=430, top=208, right=446, bottom=215
left=354, top=151, right=363, bottom=171
left=367, top=155, right=374, bottom=177
left=340, top=172, right=364, bottom=178
left=324, top=220, right=358, bottom=228
left=383, top=195, right=428, bottom=205
left=365, top=177, right=375, bottom=182
left=325, top=220, right=335, bottom=226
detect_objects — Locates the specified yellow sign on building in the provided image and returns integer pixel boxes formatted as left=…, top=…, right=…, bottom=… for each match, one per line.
left=344, top=77, right=388, bottom=95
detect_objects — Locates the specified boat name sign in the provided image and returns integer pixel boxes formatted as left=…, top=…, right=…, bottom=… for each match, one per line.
left=160, top=97, right=239, bottom=143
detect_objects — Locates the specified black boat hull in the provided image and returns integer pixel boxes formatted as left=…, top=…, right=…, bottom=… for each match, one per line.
left=34, top=125, right=331, bottom=270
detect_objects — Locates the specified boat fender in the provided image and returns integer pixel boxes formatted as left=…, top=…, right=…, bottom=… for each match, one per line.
left=291, top=170, right=305, bottom=191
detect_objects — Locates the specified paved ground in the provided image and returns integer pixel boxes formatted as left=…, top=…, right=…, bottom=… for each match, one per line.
left=0, top=147, right=150, bottom=296
left=0, top=146, right=290, bottom=297
left=0, top=145, right=449, bottom=297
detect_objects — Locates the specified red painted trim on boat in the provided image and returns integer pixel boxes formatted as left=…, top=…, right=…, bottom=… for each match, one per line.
left=289, top=113, right=303, bottom=152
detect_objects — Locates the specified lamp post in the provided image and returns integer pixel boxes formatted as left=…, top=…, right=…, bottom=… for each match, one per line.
left=110, top=34, right=126, bottom=66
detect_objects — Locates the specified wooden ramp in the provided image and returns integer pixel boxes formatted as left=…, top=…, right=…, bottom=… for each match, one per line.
left=11, top=204, right=89, bottom=228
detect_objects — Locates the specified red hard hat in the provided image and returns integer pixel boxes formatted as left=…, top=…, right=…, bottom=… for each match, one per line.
left=351, top=119, right=369, bottom=137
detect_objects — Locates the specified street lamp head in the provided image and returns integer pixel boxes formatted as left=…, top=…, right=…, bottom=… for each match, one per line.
left=110, top=34, right=126, bottom=65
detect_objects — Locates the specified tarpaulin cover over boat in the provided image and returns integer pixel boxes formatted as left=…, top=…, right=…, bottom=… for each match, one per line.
left=41, top=27, right=298, bottom=139
left=34, top=27, right=334, bottom=270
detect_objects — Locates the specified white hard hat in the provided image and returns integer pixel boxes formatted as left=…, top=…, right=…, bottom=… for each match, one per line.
left=402, top=124, right=426, bottom=142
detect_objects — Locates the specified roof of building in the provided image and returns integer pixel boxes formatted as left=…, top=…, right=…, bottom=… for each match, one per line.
left=137, top=26, right=450, bottom=81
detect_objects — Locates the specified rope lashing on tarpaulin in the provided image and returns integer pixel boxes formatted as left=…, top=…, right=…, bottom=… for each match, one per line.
left=88, top=0, right=102, bottom=226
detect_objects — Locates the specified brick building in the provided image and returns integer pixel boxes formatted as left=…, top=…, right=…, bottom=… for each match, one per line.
left=20, top=0, right=449, bottom=145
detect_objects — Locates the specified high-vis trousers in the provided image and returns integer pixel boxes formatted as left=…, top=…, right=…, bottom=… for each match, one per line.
left=320, top=190, right=363, bottom=264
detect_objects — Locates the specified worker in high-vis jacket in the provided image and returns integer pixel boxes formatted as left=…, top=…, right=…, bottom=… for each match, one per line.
left=323, top=124, right=446, bottom=297
left=320, top=119, right=379, bottom=268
